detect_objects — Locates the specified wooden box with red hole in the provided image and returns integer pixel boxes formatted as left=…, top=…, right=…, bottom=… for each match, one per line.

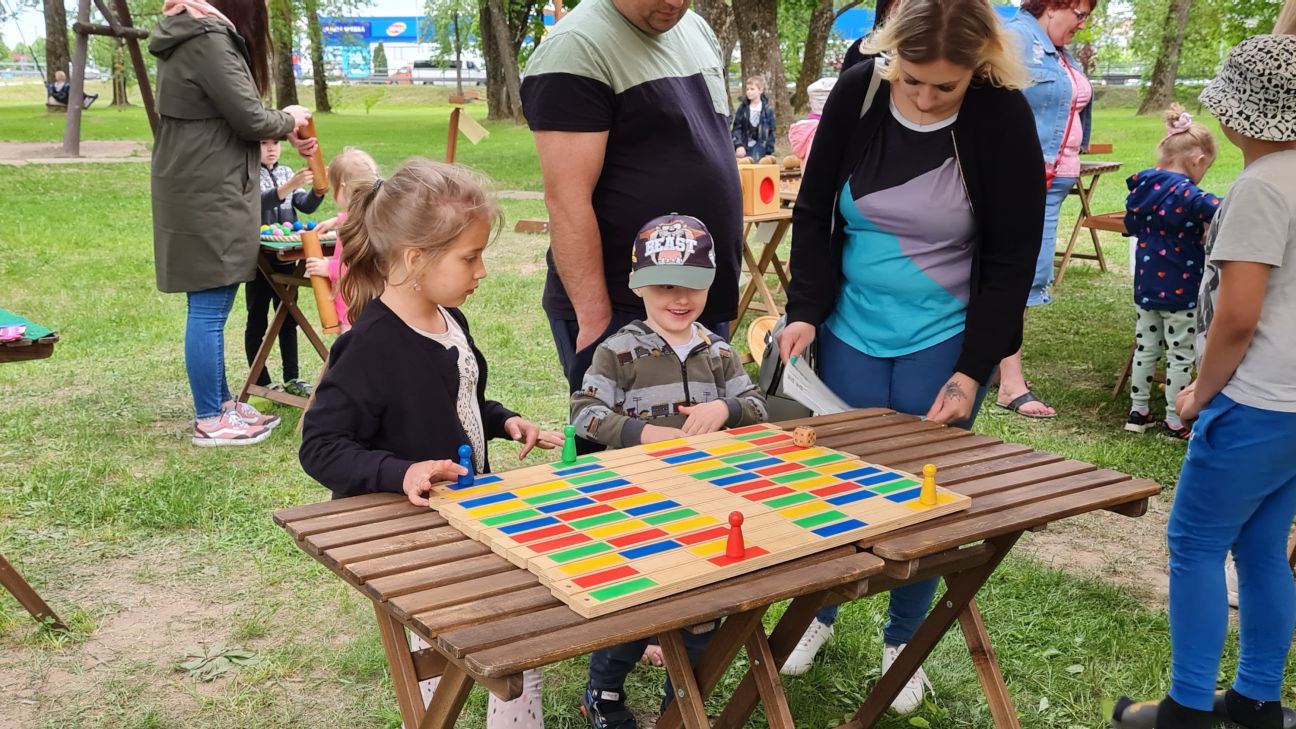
left=738, top=163, right=781, bottom=216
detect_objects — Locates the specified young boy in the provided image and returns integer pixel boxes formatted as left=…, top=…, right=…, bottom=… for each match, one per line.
left=1113, top=34, right=1296, bottom=729
left=571, top=214, right=768, bottom=728
left=247, top=138, right=324, bottom=397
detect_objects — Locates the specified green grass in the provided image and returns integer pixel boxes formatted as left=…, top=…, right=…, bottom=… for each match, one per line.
left=1, top=86, right=1284, bottom=728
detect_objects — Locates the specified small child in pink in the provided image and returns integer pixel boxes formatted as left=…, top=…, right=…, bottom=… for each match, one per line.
left=304, top=148, right=379, bottom=332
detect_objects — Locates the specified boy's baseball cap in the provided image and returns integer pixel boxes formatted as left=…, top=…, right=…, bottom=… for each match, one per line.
left=629, top=214, right=717, bottom=290
left=1199, top=34, right=1296, bottom=142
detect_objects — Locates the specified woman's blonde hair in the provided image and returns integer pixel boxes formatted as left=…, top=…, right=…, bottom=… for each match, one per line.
left=326, top=147, right=379, bottom=204
left=339, top=158, right=502, bottom=321
left=1157, top=103, right=1217, bottom=165
left=865, top=0, right=1029, bottom=89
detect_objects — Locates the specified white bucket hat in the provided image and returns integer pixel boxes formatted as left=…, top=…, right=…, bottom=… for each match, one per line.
left=1199, top=34, right=1296, bottom=142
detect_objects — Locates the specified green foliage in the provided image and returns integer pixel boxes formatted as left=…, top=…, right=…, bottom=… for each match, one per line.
left=423, top=0, right=480, bottom=61
left=372, top=41, right=388, bottom=76
left=1122, top=0, right=1283, bottom=82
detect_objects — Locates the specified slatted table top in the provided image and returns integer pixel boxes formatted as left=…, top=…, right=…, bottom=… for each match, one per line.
left=274, top=409, right=1160, bottom=680
left=1079, top=160, right=1122, bottom=176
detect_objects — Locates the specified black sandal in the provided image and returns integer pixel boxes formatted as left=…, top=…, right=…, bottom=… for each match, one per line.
left=995, top=391, right=1056, bottom=419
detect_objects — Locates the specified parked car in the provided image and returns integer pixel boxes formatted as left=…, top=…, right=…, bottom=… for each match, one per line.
left=409, top=59, right=486, bottom=85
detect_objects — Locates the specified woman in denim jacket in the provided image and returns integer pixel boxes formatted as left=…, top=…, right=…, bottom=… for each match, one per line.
left=995, top=0, right=1094, bottom=419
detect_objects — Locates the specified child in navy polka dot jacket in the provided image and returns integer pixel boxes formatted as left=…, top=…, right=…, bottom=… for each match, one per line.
left=1123, top=104, right=1222, bottom=439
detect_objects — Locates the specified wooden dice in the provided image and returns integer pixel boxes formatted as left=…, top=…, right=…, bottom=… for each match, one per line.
left=792, top=426, right=817, bottom=447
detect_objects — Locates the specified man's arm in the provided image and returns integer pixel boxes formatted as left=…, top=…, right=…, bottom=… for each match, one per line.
left=534, top=129, right=611, bottom=351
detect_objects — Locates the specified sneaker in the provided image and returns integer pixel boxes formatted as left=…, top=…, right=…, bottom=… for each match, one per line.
left=1124, top=410, right=1154, bottom=433
left=1224, top=552, right=1239, bottom=609
left=1161, top=421, right=1191, bottom=441
left=780, top=618, right=833, bottom=675
left=580, top=686, right=636, bottom=729
left=283, top=378, right=313, bottom=397
left=192, top=411, right=271, bottom=447
left=882, top=643, right=933, bottom=715
left=227, top=400, right=281, bottom=430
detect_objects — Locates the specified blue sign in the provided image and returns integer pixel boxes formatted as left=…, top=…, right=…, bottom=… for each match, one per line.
left=320, top=16, right=422, bottom=45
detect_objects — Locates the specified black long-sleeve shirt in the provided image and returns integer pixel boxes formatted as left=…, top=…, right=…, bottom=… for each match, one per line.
left=300, top=298, right=518, bottom=499
left=787, top=59, right=1046, bottom=383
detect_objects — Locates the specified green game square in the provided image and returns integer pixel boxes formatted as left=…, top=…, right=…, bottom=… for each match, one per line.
left=691, top=466, right=741, bottom=480
left=522, top=489, right=582, bottom=505
left=770, top=470, right=819, bottom=484
left=719, top=452, right=766, bottom=465
left=765, top=492, right=817, bottom=508
left=567, top=470, right=621, bottom=485
left=558, top=455, right=601, bottom=468
left=642, top=508, right=699, bottom=526
left=869, top=478, right=918, bottom=495
left=732, top=430, right=771, bottom=441
left=801, top=453, right=849, bottom=466
left=480, top=509, right=541, bottom=527
left=590, top=576, right=658, bottom=601
left=570, top=512, right=625, bottom=530
left=549, top=542, right=614, bottom=563
left=794, top=510, right=849, bottom=529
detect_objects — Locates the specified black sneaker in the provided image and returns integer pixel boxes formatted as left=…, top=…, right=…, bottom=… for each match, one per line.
left=283, top=378, right=313, bottom=397
left=1161, top=421, right=1192, bottom=441
left=1124, top=410, right=1155, bottom=433
left=581, top=686, right=637, bottom=729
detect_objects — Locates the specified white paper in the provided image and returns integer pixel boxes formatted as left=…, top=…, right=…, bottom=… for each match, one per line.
left=781, top=356, right=850, bottom=415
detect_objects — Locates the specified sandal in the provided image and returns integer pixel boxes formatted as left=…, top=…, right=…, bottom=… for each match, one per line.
left=995, top=391, right=1056, bottom=419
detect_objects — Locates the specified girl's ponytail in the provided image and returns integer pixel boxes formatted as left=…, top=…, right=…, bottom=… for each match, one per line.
left=339, top=178, right=385, bottom=322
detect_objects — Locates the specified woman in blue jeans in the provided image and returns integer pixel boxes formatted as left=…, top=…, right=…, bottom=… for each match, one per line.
left=776, top=0, right=1045, bottom=714
left=148, top=0, right=311, bottom=445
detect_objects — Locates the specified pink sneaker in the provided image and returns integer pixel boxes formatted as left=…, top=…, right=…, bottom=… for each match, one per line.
left=227, top=401, right=280, bottom=430
left=192, top=411, right=271, bottom=447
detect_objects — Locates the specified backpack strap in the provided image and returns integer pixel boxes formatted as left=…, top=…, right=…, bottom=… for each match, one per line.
left=860, top=59, right=883, bottom=119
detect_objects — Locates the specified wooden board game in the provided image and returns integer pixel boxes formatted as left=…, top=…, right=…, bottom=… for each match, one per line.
left=429, top=424, right=969, bottom=618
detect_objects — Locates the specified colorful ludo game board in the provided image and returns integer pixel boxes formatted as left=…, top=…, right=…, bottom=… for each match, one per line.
left=430, top=424, right=969, bottom=618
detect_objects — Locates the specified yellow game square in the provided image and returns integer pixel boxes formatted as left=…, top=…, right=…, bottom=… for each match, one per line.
left=608, top=492, right=658, bottom=510
left=789, top=475, right=838, bottom=491
left=816, top=460, right=868, bottom=476
left=647, top=438, right=688, bottom=450
left=689, top=539, right=726, bottom=557
left=903, top=492, right=960, bottom=511
left=558, top=553, right=625, bottom=576
left=706, top=442, right=752, bottom=455
left=588, top=519, right=647, bottom=538
left=661, top=515, right=719, bottom=534
left=779, top=501, right=832, bottom=519
left=515, top=480, right=570, bottom=498
left=466, top=499, right=524, bottom=518
left=673, top=459, right=725, bottom=474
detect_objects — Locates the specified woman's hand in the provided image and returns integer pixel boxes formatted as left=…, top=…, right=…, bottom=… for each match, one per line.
left=925, top=372, right=978, bottom=425
left=283, top=104, right=311, bottom=130
left=1176, top=381, right=1201, bottom=422
left=505, top=416, right=564, bottom=459
left=641, top=424, right=686, bottom=443
left=777, top=321, right=817, bottom=363
left=402, top=459, right=466, bottom=507
left=304, top=256, right=329, bottom=278
left=287, top=128, right=318, bottom=158
left=677, top=401, right=730, bottom=435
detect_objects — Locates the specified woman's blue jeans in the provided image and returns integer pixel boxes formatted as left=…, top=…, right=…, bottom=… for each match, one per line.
left=1028, top=175, right=1078, bottom=307
left=185, top=284, right=238, bottom=420
left=813, top=326, right=987, bottom=646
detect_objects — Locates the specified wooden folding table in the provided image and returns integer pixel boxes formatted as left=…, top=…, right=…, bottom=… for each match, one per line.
left=1055, top=160, right=1123, bottom=286
left=275, top=409, right=1159, bottom=729
left=731, top=208, right=794, bottom=334
left=236, top=240, right=335, bottom=410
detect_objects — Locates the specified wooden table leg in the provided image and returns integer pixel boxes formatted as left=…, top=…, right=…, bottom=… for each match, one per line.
left=237, top=255, right=286, bottom=405
left=1054, top=179, right=1088, bottom=288
left=746, top=628, right=795, bottom=729
left=733, top=239, right=769, bottom=331
left=1077, top=176, right=1108, bottom=272
left=959, top=598, right=1020, bottom=729
left=660, top=629, right=712, bottom=729
left=712, top=590, right=831, bottom=729
left=657, top=608, right=769, bottom=729
left=0, top=553, right=66, bottom=630
left=419, top=661, right=475, bottom=729
left=1113, top=341, right=1136, bottom=397
left=848, top=533, right=1021, bottom=728
left=374, top=601, right=428, bottom=729
left=239, top=256, right=332, bottom=410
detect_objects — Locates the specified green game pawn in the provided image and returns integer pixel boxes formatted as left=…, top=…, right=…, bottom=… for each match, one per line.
left=562, top=424, right=577, bottom=464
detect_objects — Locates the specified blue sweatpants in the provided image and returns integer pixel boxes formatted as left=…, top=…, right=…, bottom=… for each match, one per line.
left=1168, top=394, right=1296, bottom=710
left=814, top=326, right=987, bottom=644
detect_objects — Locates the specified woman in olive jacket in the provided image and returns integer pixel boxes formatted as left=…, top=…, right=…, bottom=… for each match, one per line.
left=149, top=0, right=310, bottom=444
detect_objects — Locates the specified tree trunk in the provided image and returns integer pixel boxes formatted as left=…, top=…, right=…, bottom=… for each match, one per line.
left=1137, top=0, right=1192, bottom=115
left=694, top=0, right=737, bottom=91
left=508, top=0, right=539, bottom=55
left=43, top=0, right=70, bottom=84
left=732, top=0, right=789, bottom=136
left=1276, top=0, right=1296, bottom=33
left=110, top=40, right=128, bottom=106
left=305, top=0, right=329, bottom=112
left=453, top=11, right=464, bottom=98
left=269, top=0, right=299, bottom=106
left=479, top=0, right=523, bottom=121
left=791, top=0, right=833, bottom=114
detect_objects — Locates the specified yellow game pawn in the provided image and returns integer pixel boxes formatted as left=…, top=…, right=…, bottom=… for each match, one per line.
left=919, top=463, right=938, bottom=506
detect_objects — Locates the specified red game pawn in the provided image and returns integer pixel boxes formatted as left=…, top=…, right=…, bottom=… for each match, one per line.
left=726, top=511, right=746, bottom=559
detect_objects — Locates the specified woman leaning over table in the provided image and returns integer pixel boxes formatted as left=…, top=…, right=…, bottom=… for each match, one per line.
left=994, top=0, right=1095, bottom=419
left=149, top=0, right=311, bottom=446
left=774, top=0, right=1045, bottom=713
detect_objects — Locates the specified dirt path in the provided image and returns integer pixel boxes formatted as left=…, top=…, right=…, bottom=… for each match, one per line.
left=0, top=141, right=149, bottom=165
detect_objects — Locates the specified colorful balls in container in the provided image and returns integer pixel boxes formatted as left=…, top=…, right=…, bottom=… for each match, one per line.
left=292, top=221, right=304, bottom=232
left=305, top=221, right=317, bottom=231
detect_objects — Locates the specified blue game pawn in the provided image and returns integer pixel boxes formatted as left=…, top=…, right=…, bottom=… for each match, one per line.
left=457, top=444, right=474, bottom=487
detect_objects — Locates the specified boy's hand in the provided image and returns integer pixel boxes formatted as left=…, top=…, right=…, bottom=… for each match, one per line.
left=402, top=459, right=467, bottom=507
left=677, top=401, right=730, bottom=435
left=504, top=416, right=564, bottom=459
left=641, top=424, right=686, bottom=443
left=304, top=257, right=329, bottom=278
left=1176, top=381, right=1201, bottom=422
left=290, top=169, right=314, bottom=189
left=640, top=644, right=664, bottom=666
left=315, top=216, right=340, bottom=235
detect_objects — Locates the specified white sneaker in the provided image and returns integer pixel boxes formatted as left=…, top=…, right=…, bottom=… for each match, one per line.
left=1225, top=552, right=1239, bottom=608
left=192, top=410, right=271, bottom=447
left=882, top=643, right=933, bottom=714
left=780, top=618, right=833, bottom=675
